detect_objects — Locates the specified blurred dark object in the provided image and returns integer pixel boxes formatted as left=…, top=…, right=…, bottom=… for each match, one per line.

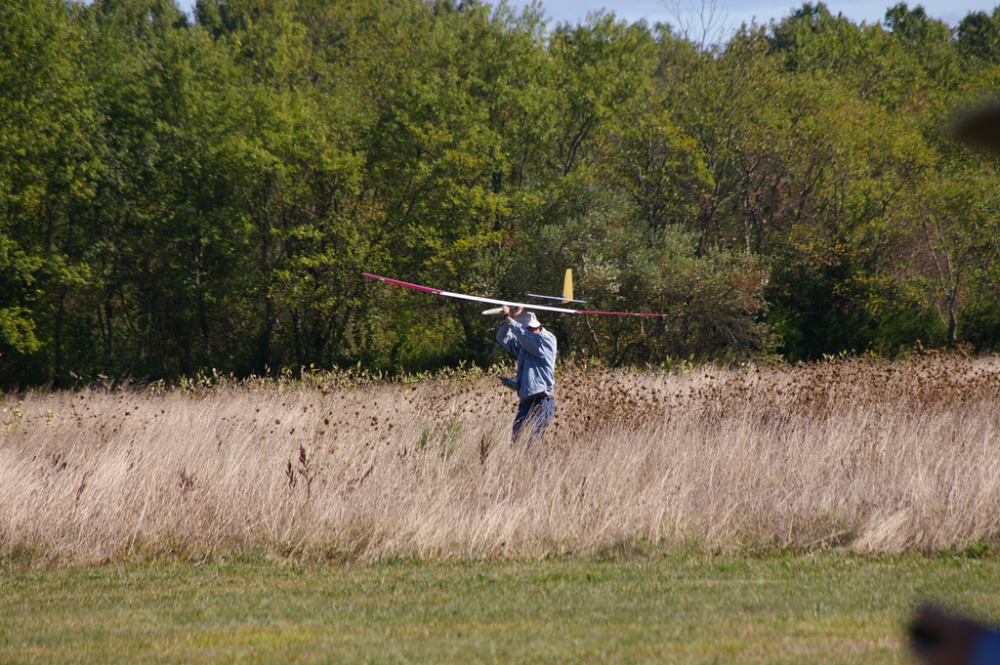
left=910, top=604, right=1000, bottom=665
left=952, top=104, right=1000, bottom=153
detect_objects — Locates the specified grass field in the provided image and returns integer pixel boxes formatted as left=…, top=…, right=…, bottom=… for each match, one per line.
left=3, top=356, right=1000, bottom=662
left=3, top=551, right=1000, bottom=664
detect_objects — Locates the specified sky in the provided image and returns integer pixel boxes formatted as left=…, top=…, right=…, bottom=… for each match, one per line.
left=532, top=0, right=998, bottom=34
left=175, top=0, right=999, bottom=36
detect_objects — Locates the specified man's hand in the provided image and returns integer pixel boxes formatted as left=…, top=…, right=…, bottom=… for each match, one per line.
left=501, top=306, right=523, bottom=318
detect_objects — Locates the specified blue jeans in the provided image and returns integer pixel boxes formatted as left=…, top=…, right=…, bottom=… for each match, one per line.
left=512, top=394, right=554, bottom=447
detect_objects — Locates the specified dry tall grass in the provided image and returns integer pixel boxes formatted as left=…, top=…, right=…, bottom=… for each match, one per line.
left=3, top=354, right=1000, bottom=564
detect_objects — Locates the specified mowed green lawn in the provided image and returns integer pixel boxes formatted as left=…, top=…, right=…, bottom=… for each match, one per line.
left=2, top=551, right=999, bottom=664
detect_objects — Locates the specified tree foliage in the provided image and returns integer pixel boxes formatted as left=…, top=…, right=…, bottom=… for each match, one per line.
left=3, top=0, right=1000, bottom=385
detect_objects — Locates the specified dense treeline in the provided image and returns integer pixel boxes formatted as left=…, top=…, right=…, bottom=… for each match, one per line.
left=3, top=0, right=1000, bottom=386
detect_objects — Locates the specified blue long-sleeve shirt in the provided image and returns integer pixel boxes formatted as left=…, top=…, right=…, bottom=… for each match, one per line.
left=496, top=320, right=556, bottom=401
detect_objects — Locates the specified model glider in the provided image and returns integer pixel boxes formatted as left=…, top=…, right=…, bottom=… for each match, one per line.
left=361, top=271, right=667, bottom=318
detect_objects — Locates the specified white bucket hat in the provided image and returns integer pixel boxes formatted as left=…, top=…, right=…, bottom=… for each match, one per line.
left=515, top=311, right=541, bottom=329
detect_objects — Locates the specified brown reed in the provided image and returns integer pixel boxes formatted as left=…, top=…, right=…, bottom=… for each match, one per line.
left=3, top=354, right=1000, bottom=564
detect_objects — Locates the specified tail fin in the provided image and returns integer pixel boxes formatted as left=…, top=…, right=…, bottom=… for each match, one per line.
left=510, top=269, right=586, bottom=312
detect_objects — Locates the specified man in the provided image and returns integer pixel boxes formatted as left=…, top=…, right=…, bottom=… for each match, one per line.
left=495, top=305, right=556, bottom=446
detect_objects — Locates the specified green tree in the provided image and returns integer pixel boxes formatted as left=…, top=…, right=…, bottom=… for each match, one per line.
left=956, top=9, right=1000, bottom=64
left=0, top=0, right=100, bottom=385
left=76, top=0, right=254, bottom=379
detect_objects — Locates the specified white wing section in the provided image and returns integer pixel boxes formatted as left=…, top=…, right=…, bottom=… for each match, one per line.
left=438, top=290, right=581, bottom=315
left=362, top=273, right=666, bottom=318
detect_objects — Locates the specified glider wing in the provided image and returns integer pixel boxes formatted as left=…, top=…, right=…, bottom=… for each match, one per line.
left=362, top=272, right=666, bottom=317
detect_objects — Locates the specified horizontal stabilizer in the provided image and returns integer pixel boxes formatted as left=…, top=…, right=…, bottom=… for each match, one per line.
left=526, top=293, right=587, bottom=304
